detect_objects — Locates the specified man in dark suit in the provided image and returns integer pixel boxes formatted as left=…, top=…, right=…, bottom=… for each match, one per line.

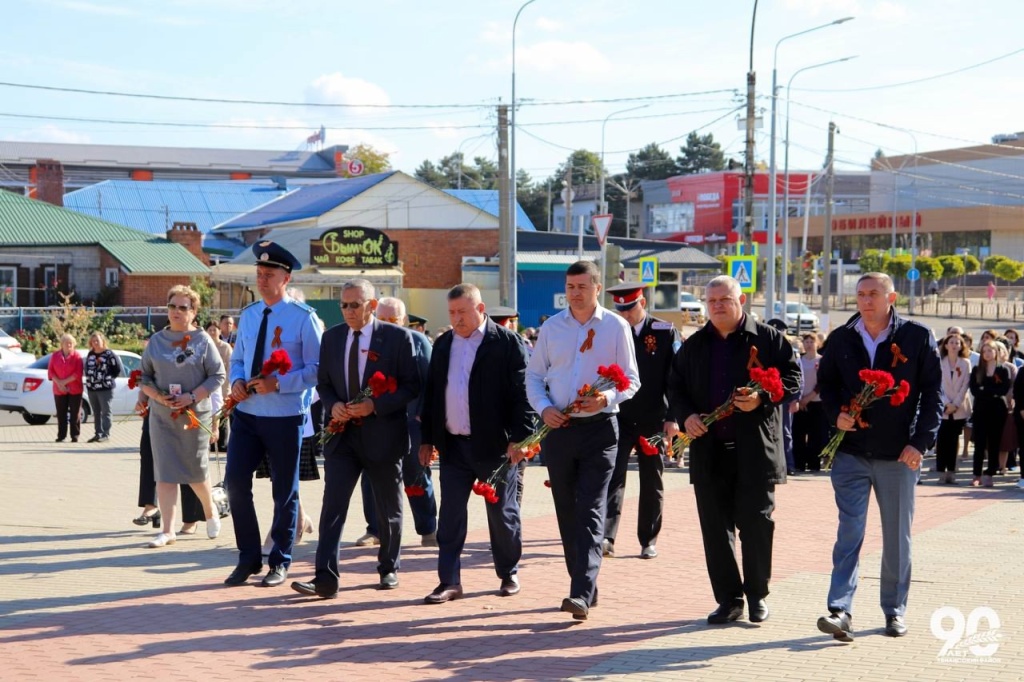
left=291, top=279, right=420, bottom=599
left=667, top=275, right=801, bottom=625
left=418, top=284, right=533, bottom=603
left=603, top=283, right=681, bottom=560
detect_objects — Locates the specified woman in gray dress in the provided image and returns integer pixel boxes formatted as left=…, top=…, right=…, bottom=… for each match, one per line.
left=139, top=285, right=226, bottom=548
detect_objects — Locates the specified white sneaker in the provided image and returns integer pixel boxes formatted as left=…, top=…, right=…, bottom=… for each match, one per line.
left=355, top=533, right=379, bottom=546
left=148, top=532, right=176, bottom=548
left=207, top=515, right=221, bottom=539
left=1017, top=479, right=1024, bottom=489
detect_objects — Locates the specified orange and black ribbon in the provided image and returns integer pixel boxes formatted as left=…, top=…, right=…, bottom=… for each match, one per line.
left=579, top=328, right=595, bottom=353
left=746, top=346, right=763, bottom=370
left=890, top=343, right=908, bottom=368
left=271, top=326, right=283, bottom=349
left=171, top=334, right=191, bottom=353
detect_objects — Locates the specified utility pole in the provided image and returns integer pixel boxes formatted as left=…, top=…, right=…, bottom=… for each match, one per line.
left=822, top=121, right=836, bottom=316
left=497, top=105, right=513, bottom=307
left=743, top=71, right=756, bottom=314
left=564, top=164, right=574, bottom=236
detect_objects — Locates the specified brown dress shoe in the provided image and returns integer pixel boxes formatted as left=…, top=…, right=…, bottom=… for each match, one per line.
left=424, top=583, right=463, bottom=604
left=499, top=575, right=520, bottom=596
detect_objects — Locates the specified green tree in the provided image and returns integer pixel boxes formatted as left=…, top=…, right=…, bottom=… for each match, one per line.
left=884, top=255, right=912, bottom=291
left=516, top=171, right=551, bottom=232
left=626, top=142, right=676, bottom=181
left=916, top=256, right=943, bottom=283
left=343, top=143, right=392, bottom=176
left=550, top=149, right=604, bottom=187
left=675, top=132, right=725, bottom=175
left=413, top=159, right=448, bottom=188
left=983, top=254, right=1010, bottom=274
left=858, top=249, right=890, bottom=275
left=964, top=254, right=981, bottom=275
left=937, top=255, right=965, bottom=286
left=993, top=259, right=1024, bottom=284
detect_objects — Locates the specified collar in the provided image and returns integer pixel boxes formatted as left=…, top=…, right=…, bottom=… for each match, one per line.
left=566, top=305, right=606, bottom=326
left=849, top=309, right=896, bottom=340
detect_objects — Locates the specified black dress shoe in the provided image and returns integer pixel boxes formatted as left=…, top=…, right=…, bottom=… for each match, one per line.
left=379, top=572, right=399, bottom=590
left=424, top=583, right=463, bottom=603
left=749, top=599, right=770, bottom=622
left=291, top=580, right=337, bottom=599
left=560, top=596, right=589, bottom=621
left=707, top=600, right=744, bottom=624
left=261, top=565, right=288, bottom=587
left=224, top=563, right=262, bottom=586
left=499, top=575, right=520, bottom=597
left=55, top=437, right=66, bottom=443
left=88, top=435, right=101, bottom=443
left=885, top=615, right=907, bottom=637
left=817, top=610, right=854, bottom=642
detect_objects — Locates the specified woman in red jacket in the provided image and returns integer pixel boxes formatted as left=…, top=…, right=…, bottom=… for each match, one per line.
left=47, top=333, right=84, bottom=443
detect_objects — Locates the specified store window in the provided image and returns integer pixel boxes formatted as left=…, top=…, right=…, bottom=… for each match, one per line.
left=648, top=204, right=694, bottom=234
left=652, top=270, right=680, bottom=311
left=0, top=267, right=14, bottom=307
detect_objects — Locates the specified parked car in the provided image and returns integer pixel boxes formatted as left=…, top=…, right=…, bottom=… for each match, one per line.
left=0, top=346, right=36, bottom=371
left=679, top=292, right=707, bottom=322
left=0, top=349, right=141, bottom=425
left=772, top=302, right=820, bottom=333
left=0, top=329, right=24, bottom=352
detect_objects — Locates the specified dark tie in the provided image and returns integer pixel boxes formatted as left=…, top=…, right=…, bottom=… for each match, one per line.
left=251, top=307, right=272, bottom=378
left=347, top=330, right=362, bottom=401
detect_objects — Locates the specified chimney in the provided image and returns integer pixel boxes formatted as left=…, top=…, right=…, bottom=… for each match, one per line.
left=166, top=222, right=209, bottom=265
left=35, top=159, right=65, bottom=207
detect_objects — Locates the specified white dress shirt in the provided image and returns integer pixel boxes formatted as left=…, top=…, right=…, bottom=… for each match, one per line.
left=343, top=319, right=374, bottom=392
left=526, top=305, right=640, bottom=417
left=445, top=318, right=486, bottom=435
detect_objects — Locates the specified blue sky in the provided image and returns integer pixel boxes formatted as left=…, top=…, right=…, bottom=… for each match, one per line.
left=1, top=0, right=1021, bottom=182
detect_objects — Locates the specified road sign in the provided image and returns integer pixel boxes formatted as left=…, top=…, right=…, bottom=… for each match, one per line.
left=347, top=159, right=365, bottom=176
left=726, top=256, right=757, bottom=293
left=592, top=214, right=613, bottom=246
left=554, top=293, right=567, bottom=309
left=638, top=257, right=659, bottom=285
left=907, top=268, right=920, bottom=281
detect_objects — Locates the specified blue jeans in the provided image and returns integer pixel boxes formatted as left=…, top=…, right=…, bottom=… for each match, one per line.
left=827, top=452, right=918, bottom=617
left=87, top=389, right=114, bottom=438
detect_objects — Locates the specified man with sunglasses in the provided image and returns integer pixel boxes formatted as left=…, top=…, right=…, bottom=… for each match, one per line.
left=222, top=241, right=323, bottom=588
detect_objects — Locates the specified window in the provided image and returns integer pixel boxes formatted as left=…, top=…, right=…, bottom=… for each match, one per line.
left=648, top=203, right=694, bottom=234
left=105, top=268, right=119, bottom=287
left=0, top=267, right=14, bottom=307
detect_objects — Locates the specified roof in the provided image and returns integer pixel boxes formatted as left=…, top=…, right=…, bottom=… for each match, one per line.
left=0, top=140, right=344, bottom=174
left=517, top=230, right=721, bottom=268
left=63, top=180, right=295, bottom=236
left=0, top=189, right=209, bottom=275
left=443, top=189, right=537, bottom=231
left=215, top=172, right=396, bottom=230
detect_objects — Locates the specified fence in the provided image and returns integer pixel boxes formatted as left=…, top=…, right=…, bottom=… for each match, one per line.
left=811, top=295, right=1024, bottom=323
left=0, top=307, right=242, bottom=334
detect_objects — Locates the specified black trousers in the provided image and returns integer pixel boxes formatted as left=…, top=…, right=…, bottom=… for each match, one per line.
left=972, top=406, right=1006, bottom=476
left=792, top=402, right=828, bottom=471
left=604, top=419, right=664, bottom=548
left=935, top=418, right=965, bottom=473
left=692, top=440, right=776, bottom=605
left=137, top=414, right=204, bottom=522
left=543, top=416, right=618, bottom=606
left=53, top=393, right=82, bottom=440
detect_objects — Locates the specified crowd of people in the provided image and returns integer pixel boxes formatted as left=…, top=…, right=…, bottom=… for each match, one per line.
left=37, top=238, right=1023, bottom=642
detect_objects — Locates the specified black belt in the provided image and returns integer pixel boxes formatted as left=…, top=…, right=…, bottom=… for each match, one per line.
left=446, top=431, right=471, bottom=440
left=568, top=412, right=611, bottom=426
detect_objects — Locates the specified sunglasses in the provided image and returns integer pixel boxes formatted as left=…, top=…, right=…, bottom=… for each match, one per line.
left=340, top=301, right=366, bottom=310
left=167, top=304, right=192, bottom=313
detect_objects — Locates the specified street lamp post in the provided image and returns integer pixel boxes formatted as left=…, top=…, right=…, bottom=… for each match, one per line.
left=599, top=105, right=649, bottom=215
left=767, top=16, right=853, bottom=321
left=878, top=126, right=919, bottom=313
left=781, top=55, right=856, bottom=312
left=509, top=0, right=537, bottom=309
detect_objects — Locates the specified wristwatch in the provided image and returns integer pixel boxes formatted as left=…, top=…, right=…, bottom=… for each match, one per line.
left=189, top=391, right=197, bottom=403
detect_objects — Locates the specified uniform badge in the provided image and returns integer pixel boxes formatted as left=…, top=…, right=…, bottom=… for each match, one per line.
left=644, top=334, right=657, bottom=354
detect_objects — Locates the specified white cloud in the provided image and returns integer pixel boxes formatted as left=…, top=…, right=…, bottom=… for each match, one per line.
left=535, top=16, right=562, bottom=32
left=870, top=1, right=908, bottom=21
left=305, top=73, right=391, bottom=118
left=783, top=0, right=861, bottom=16
left=422, top=122, right=462, bottom=140
left=478, top=20, right=506, bottom=45
left=517, top=40, right=612, bottom=76
left=7, top=124, right=91, bottom=144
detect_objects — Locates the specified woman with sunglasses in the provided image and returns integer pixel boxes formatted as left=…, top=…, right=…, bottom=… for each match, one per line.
left=138, top=285, right=226, bottom=547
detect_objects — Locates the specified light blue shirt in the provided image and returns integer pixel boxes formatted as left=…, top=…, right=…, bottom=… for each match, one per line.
left=526, top=305, right=640, bottom=417
left=445, top=318, right=486, bottom=435
left=230, top=295, right=322, bottom=417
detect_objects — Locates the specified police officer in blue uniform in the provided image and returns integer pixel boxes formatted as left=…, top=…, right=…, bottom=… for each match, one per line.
left=602, top=282, right=681, bottom=560
left=223, top=241, right=323, bottom=588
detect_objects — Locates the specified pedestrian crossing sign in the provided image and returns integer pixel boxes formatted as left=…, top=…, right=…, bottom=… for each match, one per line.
left=638, top=257, right=658, bottom=285
left=726, top=256, right=756, bottom=293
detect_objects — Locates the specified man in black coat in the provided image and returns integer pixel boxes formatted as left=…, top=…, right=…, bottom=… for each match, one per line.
left=418, top=283, right=534, bottom=603
left=603, top=282, right=681, bottom=560
left=291, top=279, right=420, bottom=599
left=667, top=275, right=801, bottom=625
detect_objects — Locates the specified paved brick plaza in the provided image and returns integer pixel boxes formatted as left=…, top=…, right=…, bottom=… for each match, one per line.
left=1, top=419, right=1020, bottom=681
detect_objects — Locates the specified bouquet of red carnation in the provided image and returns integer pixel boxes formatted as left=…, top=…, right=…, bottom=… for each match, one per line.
left=675, top=365, right=787, bottom=452
left=820, top=368, right=911, bottom=469
left=214, top=349, right=293, bottom=424
left=405, top=466, right=431, bottom=498
left=170, top=406, right=214, bottom=438
left=127, top=369, right=142, bottom=390
left=319, top=371, right=398, bottom=445
left=472, top=480, right=499, bottom=504
left=509, top=364, right=632, bottom=455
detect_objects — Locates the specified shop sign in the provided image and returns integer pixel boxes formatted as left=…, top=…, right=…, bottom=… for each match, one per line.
left=311, top=227, right=399, bottom=268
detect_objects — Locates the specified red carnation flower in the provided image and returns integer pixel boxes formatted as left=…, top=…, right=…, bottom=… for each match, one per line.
left=127, top=369, right=142, bottom=390
left=890, top=380, right=911, bottom=406
left=404, top=485, right=426, bottom=497
left=261, top=349, right=292, bottom=377
left=637, top=436, right=660, bottom=456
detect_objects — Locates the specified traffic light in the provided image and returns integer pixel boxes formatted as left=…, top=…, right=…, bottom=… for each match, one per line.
left=801, top=251, right=816, bottom=293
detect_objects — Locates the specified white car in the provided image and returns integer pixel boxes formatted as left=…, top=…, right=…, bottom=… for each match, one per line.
left=0, top=349, right=142, bottom=425
left=0, top=329, right=24, bottom=352
left=772, top=302, right=820, bottom=333
left=679, top=292, right=707, bottom=321
left=0, top=346, right=36, bottom=371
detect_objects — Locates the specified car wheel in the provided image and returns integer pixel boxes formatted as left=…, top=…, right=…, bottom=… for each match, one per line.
left=80, top=401, right=92, bottom=424
left=23, top=413, right=51, bottom=426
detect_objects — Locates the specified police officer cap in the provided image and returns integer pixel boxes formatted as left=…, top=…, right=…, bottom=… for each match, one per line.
left=606, top=282, right=646, bottom=311
left=252, top=241, right=301, bottom=273
left=766, top=318, right=789, bottom=332
left=408, top=313, right=428, bottom=326
left=489, top=305, right=519, bottom=321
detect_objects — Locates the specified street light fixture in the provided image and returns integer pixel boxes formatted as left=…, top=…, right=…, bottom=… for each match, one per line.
left=509, top=0, right=538, bottom=309
left=767, top=16, right=853, bottom=319
left=780, top=55, right=857, bottom=313
left=599, top=104, right=649, bottom=215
